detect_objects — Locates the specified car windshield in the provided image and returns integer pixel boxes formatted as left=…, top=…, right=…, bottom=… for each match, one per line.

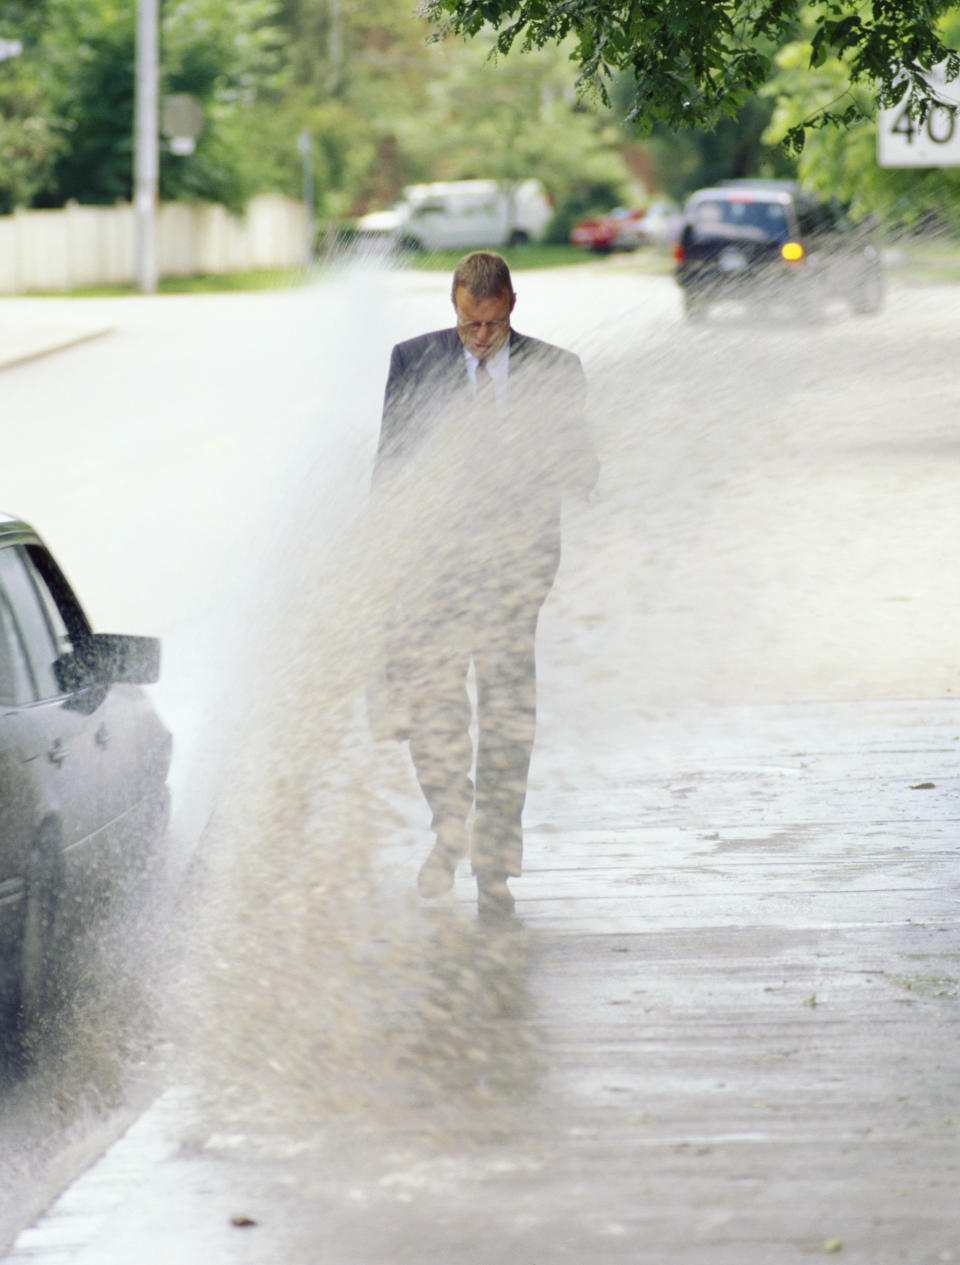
left=689, top=198, right=789, bottom=244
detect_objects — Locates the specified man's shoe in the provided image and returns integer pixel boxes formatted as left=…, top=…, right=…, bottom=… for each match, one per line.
left=417, top=844, right=458, bottom=898
left=476, top=873, right=515, bottom=919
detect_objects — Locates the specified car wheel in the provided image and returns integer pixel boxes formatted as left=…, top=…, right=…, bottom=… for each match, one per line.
left=851, top=268, right=884, bottom=316
left=396, top=234, right=423, bottom=255
left=507, top=230, right=530, bottom=248
left=683, top=289, right=708, bottom=321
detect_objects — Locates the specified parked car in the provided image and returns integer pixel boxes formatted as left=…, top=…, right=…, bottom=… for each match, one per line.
left=0, top=515, right=170, bottom=1050
left=672, top=181, right=884, bottom=320
left=355, top=178, right=553, bottom=253
left=570, top=206, right=647, bottom=253
left=632, top=199, right=681, bottom=248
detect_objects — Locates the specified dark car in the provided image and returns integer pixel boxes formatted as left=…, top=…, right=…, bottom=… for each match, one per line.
left=0, top=515, right=170, bottom=1048
left=672, top=181, right=884, bottom=321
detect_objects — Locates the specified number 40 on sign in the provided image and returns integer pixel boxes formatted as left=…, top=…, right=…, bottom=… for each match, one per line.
left=877, top=63, right=960, bottom=167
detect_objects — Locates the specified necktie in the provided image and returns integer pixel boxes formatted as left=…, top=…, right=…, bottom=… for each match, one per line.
left=475, top=359, right=497, bottom=408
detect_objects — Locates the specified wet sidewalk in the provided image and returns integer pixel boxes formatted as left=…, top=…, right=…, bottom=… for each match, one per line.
left=5, top=698, right=959, bottom=1264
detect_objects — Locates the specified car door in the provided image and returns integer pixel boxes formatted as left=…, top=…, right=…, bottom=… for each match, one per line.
left=405, top=200, right=448, bottom=250
left=21, top=542, right=172, bottom=872
left=452, top=189, right=503, bottom=247
left=0, top=575, right=44, bottom=974
left=0, top=544, right=106, bottom=878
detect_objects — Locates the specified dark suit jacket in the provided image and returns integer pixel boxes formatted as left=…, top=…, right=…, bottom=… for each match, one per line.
left=373, top=327, right=597, bottom=602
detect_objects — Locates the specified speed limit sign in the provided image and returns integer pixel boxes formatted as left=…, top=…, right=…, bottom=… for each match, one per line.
left=878, top=63, right=960, bottom=166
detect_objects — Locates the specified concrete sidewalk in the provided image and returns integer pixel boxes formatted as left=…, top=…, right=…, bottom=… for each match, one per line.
left=5, top=698, right=960, bottom=1264
left=0, top=300, right=113, bottom=370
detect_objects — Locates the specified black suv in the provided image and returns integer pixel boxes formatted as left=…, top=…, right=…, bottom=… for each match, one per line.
left=1, top=515, right=171, bottom=1052
left=673, top=181, right=884, bottom=321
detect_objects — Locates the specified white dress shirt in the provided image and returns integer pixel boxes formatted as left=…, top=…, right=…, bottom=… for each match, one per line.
left=464, top=340, right=510, bottom=401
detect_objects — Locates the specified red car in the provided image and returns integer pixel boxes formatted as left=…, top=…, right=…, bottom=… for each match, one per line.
left=569, top=207, right=646, bottom=253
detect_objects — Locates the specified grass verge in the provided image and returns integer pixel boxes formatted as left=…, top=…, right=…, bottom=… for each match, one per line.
left=25, top=268, right=311, bottom=298
left=24, top=234, right=959, bottom=297
left=21, top=244, right=656, bottom=297
left=883, top=235, right=960, bottom=283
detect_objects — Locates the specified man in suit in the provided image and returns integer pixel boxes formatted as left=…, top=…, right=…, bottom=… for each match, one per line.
left=372, top=251, right=597, bottom=918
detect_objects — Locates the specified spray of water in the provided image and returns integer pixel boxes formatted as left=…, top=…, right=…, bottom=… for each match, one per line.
left=7, top=239, right=956, bottom=1236
left=169, top=258, right=591, bottom=1151
left=155, top=246, right=960, bottom=1172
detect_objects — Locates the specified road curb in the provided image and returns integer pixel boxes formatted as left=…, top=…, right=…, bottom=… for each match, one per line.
left=0, top=325, right=113, bottom=371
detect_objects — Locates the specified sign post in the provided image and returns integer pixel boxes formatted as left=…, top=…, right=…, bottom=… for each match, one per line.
left=297, top=130, right=315, bottom=265
left=162, top=93, right=205, bottom=156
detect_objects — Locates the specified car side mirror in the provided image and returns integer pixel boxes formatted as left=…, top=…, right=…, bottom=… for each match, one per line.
left=83, top=633, right=162, bottom=685
left=54, top=634, right=161, bottom=693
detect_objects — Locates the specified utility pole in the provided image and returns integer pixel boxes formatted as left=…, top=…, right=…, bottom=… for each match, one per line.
left=134, top=0, right=159, bottom=293
left=298, top=130, right=315, bottom=266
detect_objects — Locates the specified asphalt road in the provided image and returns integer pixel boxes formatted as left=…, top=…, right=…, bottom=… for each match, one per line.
left=0, top=262, right=959, bottom=1256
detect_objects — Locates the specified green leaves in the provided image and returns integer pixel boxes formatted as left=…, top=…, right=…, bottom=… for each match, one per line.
left=0, top=0, right=291, bottom=213
left=421, top=0, right=959, bottom=141
left=810, top=15, right=863, bottom=68
left=782, top=101, right=866, bottom=157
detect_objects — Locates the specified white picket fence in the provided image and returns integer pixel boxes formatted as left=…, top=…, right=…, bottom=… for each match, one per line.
left=0, top=193, right=309, bottom=293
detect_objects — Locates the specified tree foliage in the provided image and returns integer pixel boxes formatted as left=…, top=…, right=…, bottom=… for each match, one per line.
left=0, top=1, right=60, bottom=212
left=375, top=41, right=634, bottom=220
left=2, top=0, right=636, bottom=221
left=272, top=1, right=638, bottom=222
left=4, top=0, right=960, bottom=228
left=422, top=0, right=959, bottom=146
left=36, top=0, right=137, bottom=206
left=159, top=0, right=289, bottom=209
left=0, top=0, right=290, bottom=212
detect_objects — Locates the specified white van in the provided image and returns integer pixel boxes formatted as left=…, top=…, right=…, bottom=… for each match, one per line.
left=355, top=178, right=553, bottom=252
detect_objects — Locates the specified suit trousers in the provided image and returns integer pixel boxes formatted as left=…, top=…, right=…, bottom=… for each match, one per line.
left=400, top=572, right=550, bottom=879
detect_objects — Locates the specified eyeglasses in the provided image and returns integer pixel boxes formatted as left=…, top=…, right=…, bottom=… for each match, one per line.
left=456, top=316, right=510, bottom=333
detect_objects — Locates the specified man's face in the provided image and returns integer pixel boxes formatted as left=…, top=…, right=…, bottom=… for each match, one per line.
left=453, top=285, right=515, bottom=361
